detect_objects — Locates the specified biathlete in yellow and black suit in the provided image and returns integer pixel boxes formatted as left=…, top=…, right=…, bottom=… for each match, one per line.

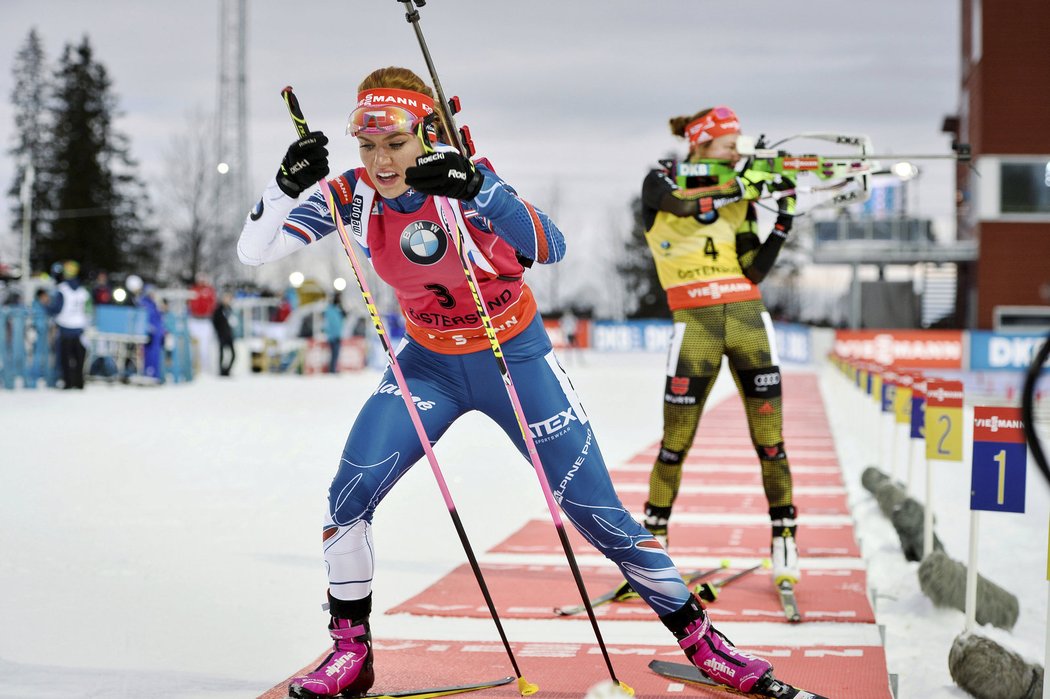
left=639, top=105, right=800, bottom=586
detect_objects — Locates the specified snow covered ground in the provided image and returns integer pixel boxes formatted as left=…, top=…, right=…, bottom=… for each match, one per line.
left=1, top=350, right=1047, bottom=698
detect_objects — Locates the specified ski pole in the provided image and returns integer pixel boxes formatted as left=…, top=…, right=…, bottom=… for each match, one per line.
left=393, top=2, right=630, bottom=693
left=703, top=559, right=773, bottom=602
left=280, top=87, right=537, bottom=697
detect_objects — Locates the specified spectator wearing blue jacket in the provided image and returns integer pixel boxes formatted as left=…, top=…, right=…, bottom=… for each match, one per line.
left=141, top=285, right=166, bottom=382
left=323, top=293, right=346, bottom=374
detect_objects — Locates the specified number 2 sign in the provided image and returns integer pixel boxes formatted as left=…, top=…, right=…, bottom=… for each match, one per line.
left=925, top=380, right=964, bottom=461
left=970, top=406, right=1027, bottom=513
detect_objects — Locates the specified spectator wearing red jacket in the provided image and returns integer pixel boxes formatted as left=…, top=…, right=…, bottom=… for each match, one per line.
left=187, top=274, right=218, bottom=375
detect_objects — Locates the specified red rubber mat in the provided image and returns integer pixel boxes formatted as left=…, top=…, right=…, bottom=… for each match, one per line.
left=387, top=562, right=874, bottom=624
left=259, top=638, right=891, bottom=699
left=264, top=374, right=892, bottom=699
left=488, top=519, right=860, bottom=558
left=615, top=487, right=850, bottom=516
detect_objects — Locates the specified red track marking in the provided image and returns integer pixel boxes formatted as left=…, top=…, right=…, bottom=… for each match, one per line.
left=259, top=639, right=892, bottom=699
left=387, top=563, right=874, bottom=624
left=265, top=373, right=891, bottom=698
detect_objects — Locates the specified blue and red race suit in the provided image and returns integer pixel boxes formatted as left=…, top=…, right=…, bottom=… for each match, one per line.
left=238, top=157, right=692, bottom=615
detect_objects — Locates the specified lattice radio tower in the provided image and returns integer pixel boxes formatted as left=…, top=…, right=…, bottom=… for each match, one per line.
left=215, top=0, right=249, bottom=279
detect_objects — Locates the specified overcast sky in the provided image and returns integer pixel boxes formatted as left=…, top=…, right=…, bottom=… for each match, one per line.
left=0, top=1, right=961, bottom=301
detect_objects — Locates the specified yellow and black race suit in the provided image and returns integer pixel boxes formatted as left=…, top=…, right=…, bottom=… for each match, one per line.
left=640, top=165, right=793, bottom=517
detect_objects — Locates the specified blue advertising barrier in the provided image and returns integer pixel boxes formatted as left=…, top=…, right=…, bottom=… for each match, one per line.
left=773, top=322, right=812, bottom=364
left=165, top=313, right=193, bottom=383
left=589, top=319, right=674, bottom=353
left=969, top=330, right=1050, bottom=371
left=94, top=304, right=148, bottom=335
left=588, top=318, right=813, bottom=364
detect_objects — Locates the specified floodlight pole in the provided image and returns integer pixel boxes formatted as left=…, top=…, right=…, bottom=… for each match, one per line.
left=20, top=162, right=35, bottom=305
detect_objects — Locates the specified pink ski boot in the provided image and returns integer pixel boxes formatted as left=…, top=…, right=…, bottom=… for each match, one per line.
left=663, top=594, right=773, bottom=693
left=289, top=595, right=374, bottom=698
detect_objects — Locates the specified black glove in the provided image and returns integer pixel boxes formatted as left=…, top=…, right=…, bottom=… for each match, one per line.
left=276, top=131, right=329, bottom=198
left=771, top=174, right=796, bottom=237
left=405, top=151, right=484, bottom=200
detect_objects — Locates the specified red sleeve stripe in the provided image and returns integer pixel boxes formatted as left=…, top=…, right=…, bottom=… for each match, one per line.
left=523, top=201, right=549, bottom=263
left=331, top=175, right=354, bottom=205
left=283, top=222, right=313, bottom=244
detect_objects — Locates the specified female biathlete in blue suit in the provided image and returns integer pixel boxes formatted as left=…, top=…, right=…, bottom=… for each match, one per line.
left=239, top=67, right=777, bottom=698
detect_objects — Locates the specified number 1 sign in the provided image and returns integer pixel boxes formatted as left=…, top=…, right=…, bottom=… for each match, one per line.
left=971, top=406, right=1027, bottom=513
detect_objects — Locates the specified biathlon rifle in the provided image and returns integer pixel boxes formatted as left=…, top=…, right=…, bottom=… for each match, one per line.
left=668, top=133, right=971, bottom=214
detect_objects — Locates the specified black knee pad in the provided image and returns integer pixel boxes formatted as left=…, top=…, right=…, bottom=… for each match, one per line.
left=756, top=441, right=787, bottom=461
left=663, top=374, right=711, bottom=406
left=738, top=366, right=782, bottom=399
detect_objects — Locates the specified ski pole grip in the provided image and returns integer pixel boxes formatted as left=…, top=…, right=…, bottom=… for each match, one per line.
left=281, top=86, right=310, bottom=138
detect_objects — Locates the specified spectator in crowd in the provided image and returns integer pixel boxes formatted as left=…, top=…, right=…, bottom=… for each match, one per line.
left=559, top=307, right=582, bottom=365
left=125, top=274, right=144, bottom=305
left=212, top=291, right=236, bottom=377
left=188, top=273, right=218, bottom=375
left=274, top=293, right=293, bottom=323
left=47, top=260, right=90, bottom=389
left=29, top=288, right=54, bottom=387
left=323, top=292, right=346, bottom=374
left=92, top=271, right=113, bottom=305
left=140, top=284, right=166, bottom=382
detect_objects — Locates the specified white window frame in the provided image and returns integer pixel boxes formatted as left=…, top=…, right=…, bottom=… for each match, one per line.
left=975, top=155, right=1050, bottom=222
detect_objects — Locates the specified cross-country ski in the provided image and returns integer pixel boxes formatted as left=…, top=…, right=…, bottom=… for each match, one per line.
left=290, top=676, right=515, bottom=699
left=777, top=581, right=802, bottom=623
left=649, top=660, right=830, bottom=699
left=554, top=563, right=727, bottom=616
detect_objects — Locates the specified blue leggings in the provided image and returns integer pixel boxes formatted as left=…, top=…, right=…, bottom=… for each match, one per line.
left=323, top=317, right=691, bottom=615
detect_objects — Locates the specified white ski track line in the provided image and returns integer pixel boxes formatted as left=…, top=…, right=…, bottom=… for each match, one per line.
left=476, top=552, right=866, bottom=570
left=482, top=510, right=855, bottom=526
left=373, top=614, right=885, bottom=648
left=552, top=512, right=855, bottom=526
left=607, top=463, right=843, bottom=474
left=627, top=448, right=840, bottom=460
left=612, top=483, right=848, bottom=496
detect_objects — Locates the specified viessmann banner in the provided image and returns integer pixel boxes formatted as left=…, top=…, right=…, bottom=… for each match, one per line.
left=832, top=329, right=964, bottom=369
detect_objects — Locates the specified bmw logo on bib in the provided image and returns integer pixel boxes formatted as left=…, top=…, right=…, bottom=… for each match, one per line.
left=400, top=221, right=448, bottom=265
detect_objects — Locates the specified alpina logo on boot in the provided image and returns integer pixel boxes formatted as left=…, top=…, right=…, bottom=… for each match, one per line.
left=325, top=652, right=358, bottom=677
left=703, top=657, right=736, bottom=678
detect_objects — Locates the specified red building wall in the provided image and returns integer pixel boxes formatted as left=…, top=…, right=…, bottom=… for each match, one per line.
left=959, top=0, right=1050, bottom=328
left=976, top=223, right=1050, bottom=328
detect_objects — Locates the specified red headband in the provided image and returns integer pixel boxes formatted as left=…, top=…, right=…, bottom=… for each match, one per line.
left=355, top=88, right=434, bottom=120
left=684, top=106, right=740, bottom=147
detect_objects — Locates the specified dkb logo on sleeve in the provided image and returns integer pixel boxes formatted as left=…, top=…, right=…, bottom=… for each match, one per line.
left=400, top=221, right=448, bottom=265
